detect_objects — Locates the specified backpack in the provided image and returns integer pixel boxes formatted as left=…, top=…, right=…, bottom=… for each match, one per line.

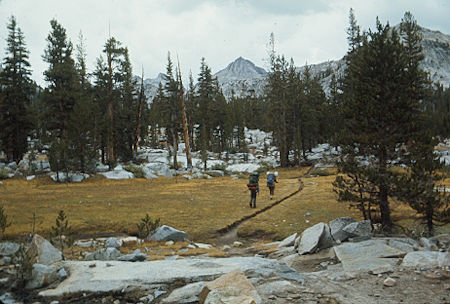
left=248, top=173, right=259, bottom=186
left=267, top=174, right=275, bottom=185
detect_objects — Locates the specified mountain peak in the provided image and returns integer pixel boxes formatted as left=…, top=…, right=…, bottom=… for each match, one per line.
left=215, top=57, right=267, bottom=84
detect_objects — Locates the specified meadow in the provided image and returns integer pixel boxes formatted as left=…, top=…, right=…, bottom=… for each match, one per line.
left=1, top=167, right=447, bottom=243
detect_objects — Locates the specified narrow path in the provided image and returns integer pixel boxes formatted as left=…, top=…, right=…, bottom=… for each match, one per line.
left=215, top=177, right=305, bottom=245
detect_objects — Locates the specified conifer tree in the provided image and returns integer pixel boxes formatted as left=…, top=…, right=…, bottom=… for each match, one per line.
left=67, top=32, right=97, bottom=172
left=0, top=16, right=33, bottom=162
left=42, top=19, right=78, bottom=178
left=162, top=53, right=181, bottom=169
left=335, top=12, right=430, bottom=230
left=94, top=37, right=127, bottom=165
left=395, top=136, right=449, bottom=236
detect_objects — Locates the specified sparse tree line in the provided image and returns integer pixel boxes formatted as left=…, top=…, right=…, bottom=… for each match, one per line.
left=0, top=12, right=448, bottom=234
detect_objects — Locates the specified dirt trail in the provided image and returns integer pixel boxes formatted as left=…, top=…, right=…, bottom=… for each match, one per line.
left=215, top=177, right=305, bottom=245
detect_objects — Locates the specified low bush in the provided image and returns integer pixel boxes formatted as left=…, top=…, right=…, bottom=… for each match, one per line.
left=137, top=213, right=161, bottom=239
left=123, top=165, right=145, bottom=178
left=309, top=168, right=330, bottom=176
left=211, top=163, right=227, bottom=171
left=0, top=168, right=10, bottom=179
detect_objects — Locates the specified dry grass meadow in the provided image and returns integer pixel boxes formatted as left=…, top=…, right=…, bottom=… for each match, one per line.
left=1, top=167, right=448, bottom=244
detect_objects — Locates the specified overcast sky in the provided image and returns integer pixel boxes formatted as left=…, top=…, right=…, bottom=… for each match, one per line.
left=0, top=0, right=449, bottom=85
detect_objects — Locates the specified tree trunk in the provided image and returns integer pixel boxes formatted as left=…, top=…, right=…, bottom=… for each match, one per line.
left=378, top=147, right=392, bottom=229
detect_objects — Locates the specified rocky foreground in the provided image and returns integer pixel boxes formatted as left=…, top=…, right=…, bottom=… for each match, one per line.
left=0, top=220, right=449, bottom=304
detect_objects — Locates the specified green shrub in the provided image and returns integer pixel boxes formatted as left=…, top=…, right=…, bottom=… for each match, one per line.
left=12, top=243, right=33, bottom=290
left=51, top=210, right=73, bottom=259
left=256, top=161, right=272, bottom=174
left=211, top=163, right=227, bottom=171
left=0, top=204, right=11, bottom=239
left=0, top=168, right=10, bottom=179
left=137, top=213, right=161, bottom=239
left=309, top=168, right=330, bottom=176
left=123, top=165, right=145, bottom=178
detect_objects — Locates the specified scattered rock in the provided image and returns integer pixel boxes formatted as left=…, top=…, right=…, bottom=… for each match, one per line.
left=430, top=234, right=450, bottom=249
left=233, top=241, right=244, bottom=247
left=162, top=281, right=206, bottom=303
left=297, top=222, right=333, bottom=255
left=118, top=252, right=148, bottom=262
left=328, top=217, right=356, bottom=242
left=383, top=277, right=397, bottom=287
left=27, top=234, right=62, bottom=265
left=105, top=237, right=122, bottom=248
left=195, top=243, right=213, bottom=249
left=420, top=237, right=439, bottom=251
left=26, top=264, right=58, bottom=289
left=278, top=233, right=297, bottom=248
left=342, top=220, right=372, bottom=238
left=401, top=251, right=449, bottom=268
left=222, top=245, right=231, bottom=251
left=56, top=268, right=68, bottom=280
left=165, top=241, right=175, bottom=246
left=85, top=248, right=122, bottom=261
left=256, top=280, right=298, bottom=296
left=205, top=170, right=225, bottom=177
left=74, top=240, right=94, bottom=248
left=147, top=225, right=189, bottom=242
left=198, top=269, right=261, bottom=304
left=0, top=242, right=20, bottom=256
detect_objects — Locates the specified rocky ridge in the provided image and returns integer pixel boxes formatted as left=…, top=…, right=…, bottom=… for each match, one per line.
left=139, top=26, right=449, bottom=102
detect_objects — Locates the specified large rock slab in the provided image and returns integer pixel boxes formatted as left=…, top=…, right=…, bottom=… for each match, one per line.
left=39, top=257, right=305, bottom=297
left=334, top=239, right=406, bottom=272
left=401, top=251, right=449, bottom=268
left=341, top=257, right=398, bottom=273
left=334, top=239, right=406, bottom=261
left=328, top=217, right=356, bottom=242
left=198, top=269, right=261, bottom=304
left=297, top=223, right=333, bottom=255
left=147, top=225, right=189, bottom=242
left=27, top=234, right=62, bottom=265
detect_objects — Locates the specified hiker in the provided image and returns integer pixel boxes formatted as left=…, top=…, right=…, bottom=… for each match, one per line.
left=266, top=171, right=278, bottom=200
left=247, top=172, right=259, bottom=208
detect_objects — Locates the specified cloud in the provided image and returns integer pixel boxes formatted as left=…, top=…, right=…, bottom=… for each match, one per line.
left=0, top=0, right=448, bottom=86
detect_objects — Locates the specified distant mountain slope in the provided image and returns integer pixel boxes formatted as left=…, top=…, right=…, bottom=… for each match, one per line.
left=142, top=26, right=449, bottom=102
left=214, top=56, right=267, bottom=99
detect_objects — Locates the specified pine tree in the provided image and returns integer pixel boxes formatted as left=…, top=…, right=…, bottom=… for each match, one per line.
left=266, top=49, right=290, bottom=167
left=94, top=37, right=127, bottom=165
left=335, top=13, right=429, bottom=230
left=42, top=19, right=78, bottom=138
left=395, top=136, right=449, bottom=236
left=42, top=19, right=79, bottom=178
left=162, top=53, right=181, bottom=169
left=67, top=32, right=98, bottom=173
left=0, top=16, right=33, bottom=162
left=196, top=57, right=215, bottom=152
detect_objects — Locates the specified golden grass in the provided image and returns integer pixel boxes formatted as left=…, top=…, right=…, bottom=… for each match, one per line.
left=2, top=165, right=446, bottom=244
left=0, top=169, right=303, bottom=242
left=238, top=174, right=362, bottom=240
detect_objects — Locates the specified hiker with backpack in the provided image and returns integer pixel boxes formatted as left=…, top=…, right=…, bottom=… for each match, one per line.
left=247, top=172, right=259, bottom=208
left=266, top=171, right=278, bottom=200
